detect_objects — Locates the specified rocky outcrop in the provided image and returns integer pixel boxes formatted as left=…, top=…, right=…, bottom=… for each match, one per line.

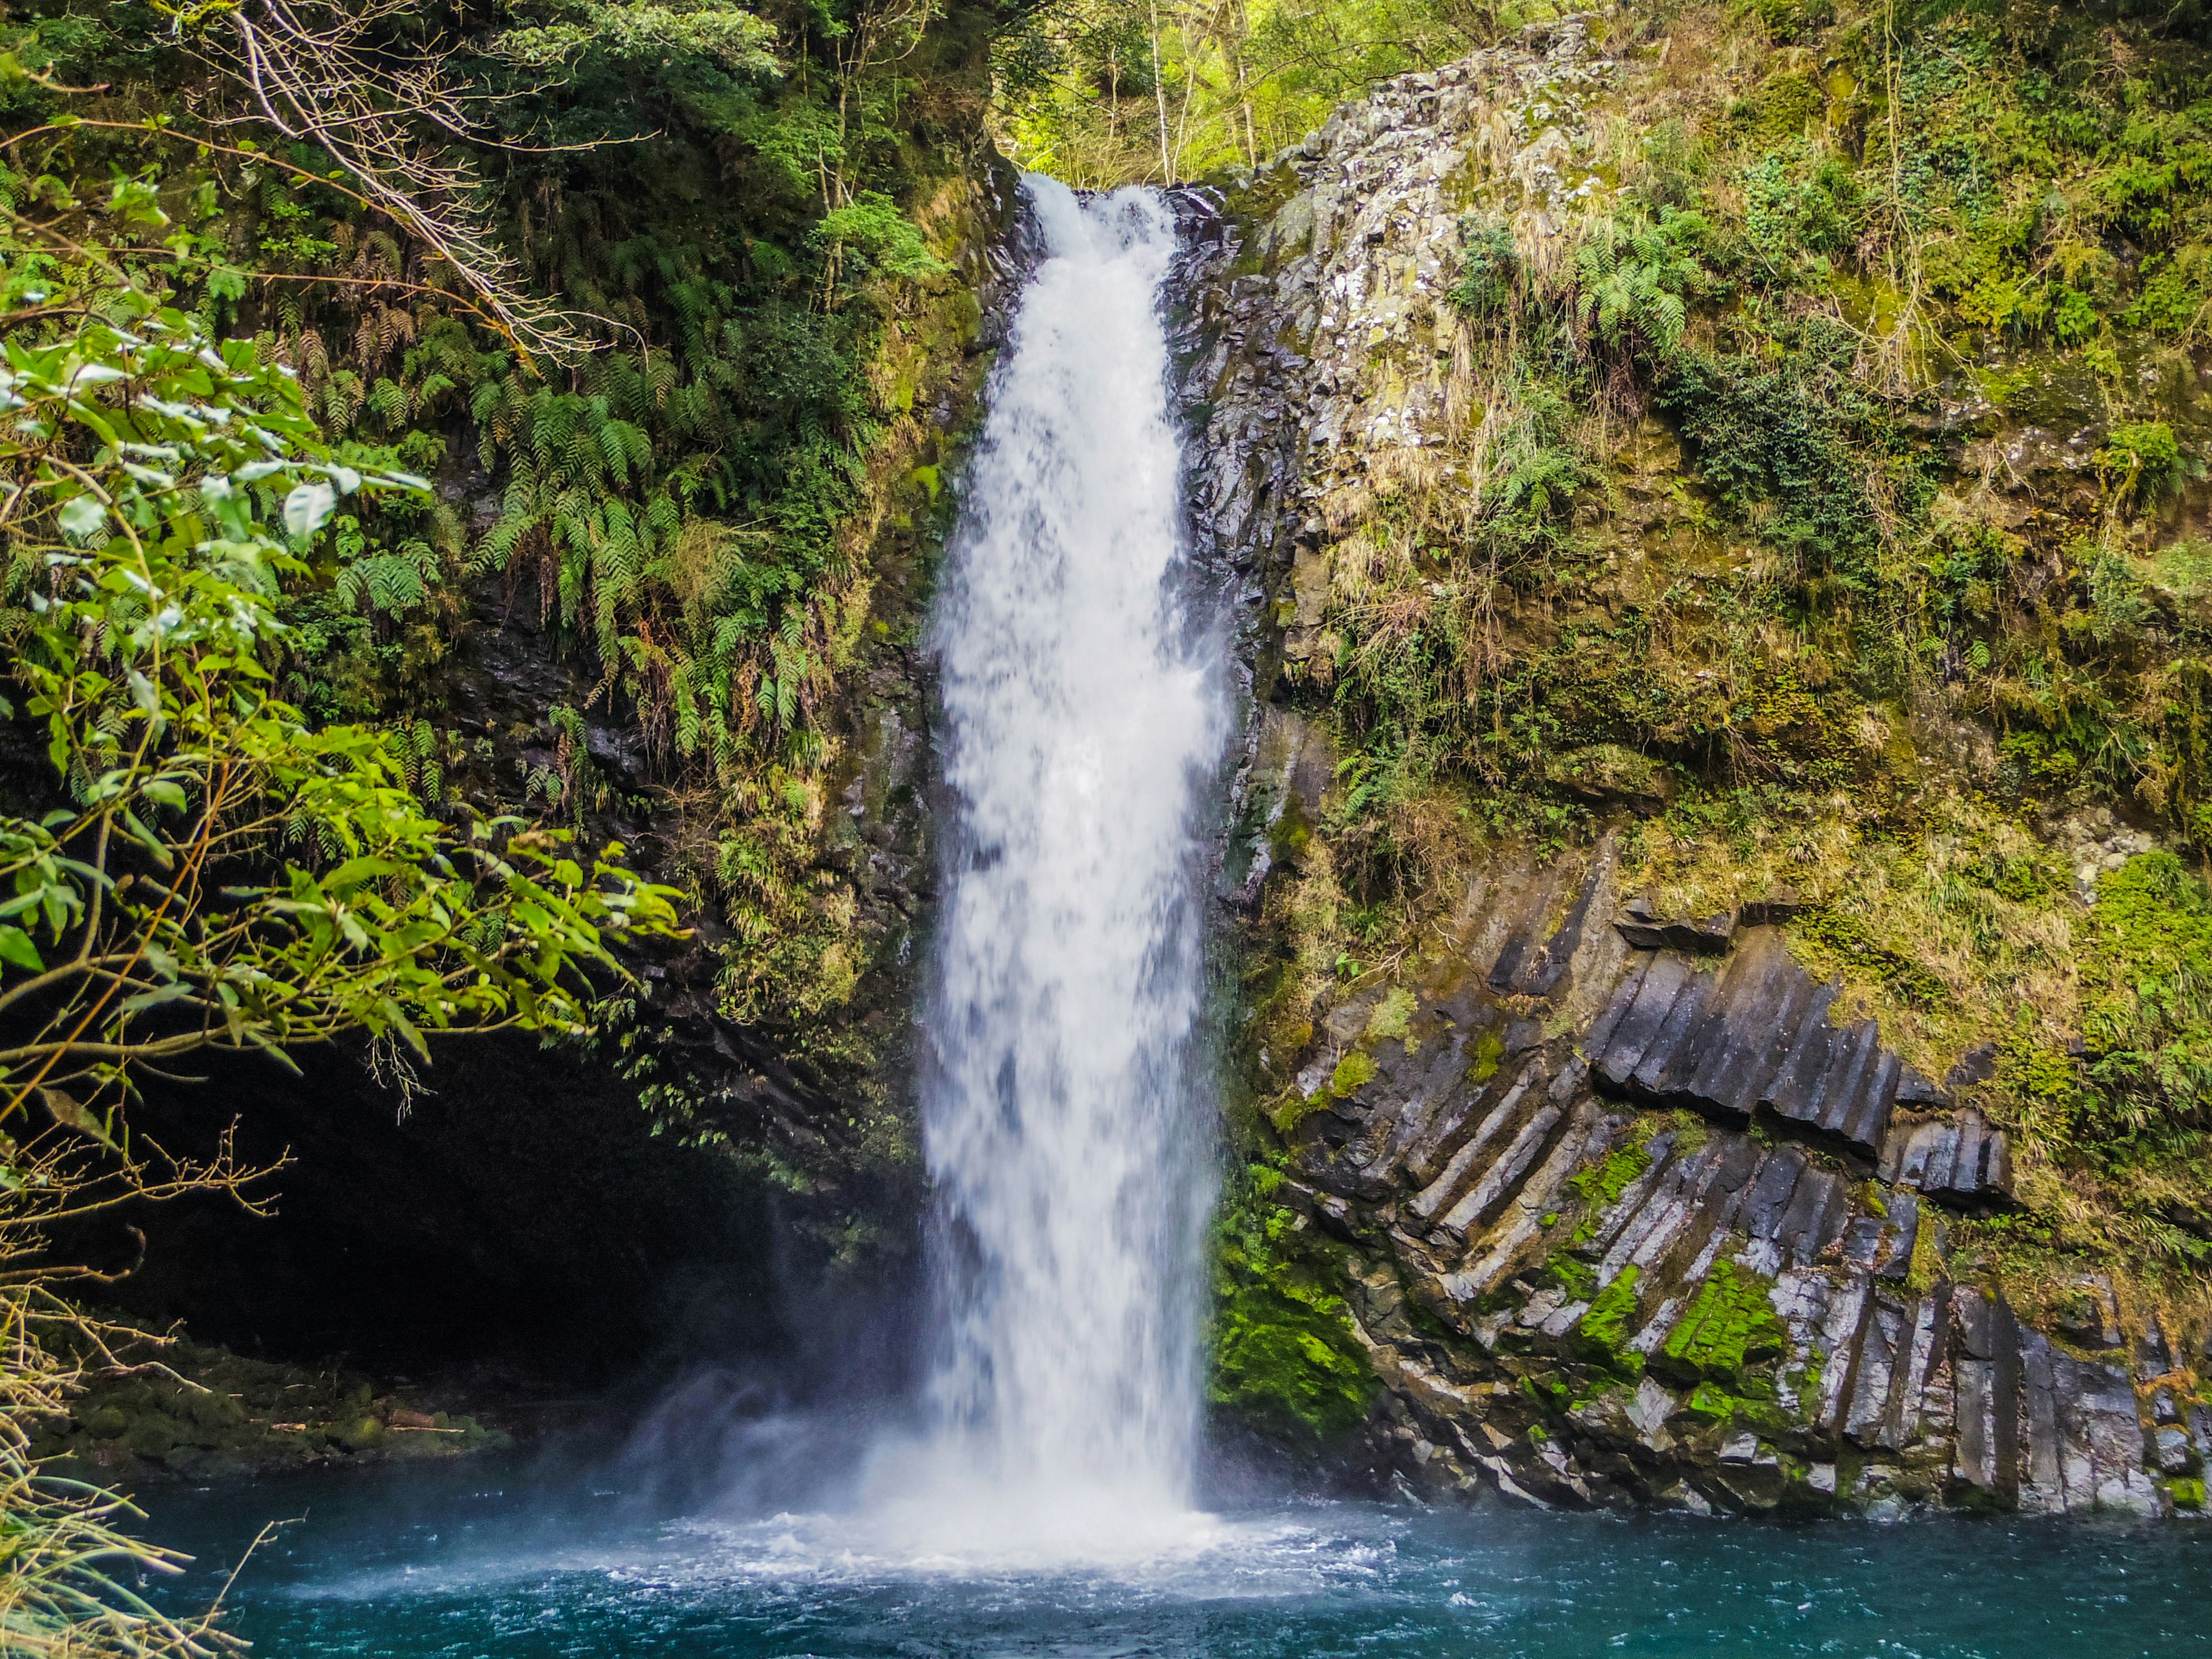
left=1248, top=819, right=2191, bottom=1517
left=32, top=1326, right=509, bottom=1484
left=1175, top=20, right=2207, bottom=1519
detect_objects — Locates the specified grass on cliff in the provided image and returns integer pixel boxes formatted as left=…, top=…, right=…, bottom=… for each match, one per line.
left=1258, top=0, right=2212, bottom=886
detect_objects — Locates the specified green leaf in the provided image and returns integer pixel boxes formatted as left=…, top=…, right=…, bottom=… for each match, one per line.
left=58, top=495, right=105, bottom=539
left=0, top=926, right=43, bottom=974
left=119, top=982, right=192, bottom=1016
left=283, top=480, right=338, bottom=538
left=39, top=1087, right=116, bottom=1150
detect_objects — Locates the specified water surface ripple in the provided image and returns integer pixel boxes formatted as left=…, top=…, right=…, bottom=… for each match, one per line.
left=148, top=1465, right=2210, bottom=1659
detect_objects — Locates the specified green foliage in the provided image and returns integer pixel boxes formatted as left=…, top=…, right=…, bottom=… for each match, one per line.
left=1743, top=145, right=1861, bottom=268
left=2100, top=419, right=2195, bottom=509
left=0, top=160, right=680, bottom=1658
left=1544, top=1248, right=1596, bottom=1301
left=994, top=0, right=1496, bottom=185
left=492, top=0, right=781, bottom=77
left=1446, top=217, right=1516, bottom=320
left=0, top=302, right=683, bottom=1120
left=1207, top=1165, right=1374, bottom=1443
left=1573, top=211, right=1710, bottom=363
left=817, top=192, right=952, bottom=281
left=2076, top=851, right=2212, bottom=1149
left=1658, top=318, right=1926, bottom=588
left=1363, top=985, right=1415, bottom=1041
left=0, top=0, right=987, bottom=1037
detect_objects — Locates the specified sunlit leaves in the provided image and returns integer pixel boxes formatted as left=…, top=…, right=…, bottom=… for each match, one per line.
left=0, top=305, right=684, bottom=1124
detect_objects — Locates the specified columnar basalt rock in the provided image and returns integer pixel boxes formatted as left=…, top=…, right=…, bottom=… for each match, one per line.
left=1176, top=23, right=2205, bottom=1520
left=1243, top=844, right=2186, bottom=1517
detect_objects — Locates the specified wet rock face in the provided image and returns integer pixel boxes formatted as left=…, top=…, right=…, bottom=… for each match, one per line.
left=1174, top=26, right=2203, bottom=1520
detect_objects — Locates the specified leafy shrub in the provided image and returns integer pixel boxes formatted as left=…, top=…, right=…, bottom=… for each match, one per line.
left=2100, top=420, right=2195, bottom=508
left=2077, top=851, right=2212, bottom=1149
left=1446, top=217, right=1516, bottom=320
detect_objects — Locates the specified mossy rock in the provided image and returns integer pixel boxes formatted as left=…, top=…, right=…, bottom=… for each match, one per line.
left=1551, top=744, right=1672, bottom=813
left=181, top=1389, right=245, bottom=1433
left=1569, top=1265, right=1644, bottom=1376
left=1650, top=1263, right=1786, bottom=1387
left=1568, top=1143, right=1652, bottom=1243
left=123, top=1416, right=177, bottom=1458
left=1209, top=1308, right=1373, bottom=1444
left=1329, top=1049, right=1378, bottom=1097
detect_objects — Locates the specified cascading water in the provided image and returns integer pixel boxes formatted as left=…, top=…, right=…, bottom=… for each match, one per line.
left=871, top=175, right=1225, bottom=1554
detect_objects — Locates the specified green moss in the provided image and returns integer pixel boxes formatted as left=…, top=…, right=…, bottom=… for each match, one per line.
left=1328, top=1048, right=1378, bottom=1098
left=1735, top=69, right=1825, bottom=146
left=1652, top=1263, right=1786, bottom=1387
left=1567, top=1142, right=1652, bottom=1243
left=1207, top=1169, right=1374, bottom=1444
left=2167, top=1476, right=2206, bottom=1510
left=1470, top=1027, right=1505, bottom=1085
left=1681, top=1381, right=1793, bottom=1435
left=1905, top=1207, right=1945, bottom=1297
left=1363, top=987, right=1416, bottom=1043
left=1570, top=1265, right=1644, bottom=1376
left=1268, top=1091, right=1322, bottom=1135
left=1546, top=1250, right=1599, bottom=1302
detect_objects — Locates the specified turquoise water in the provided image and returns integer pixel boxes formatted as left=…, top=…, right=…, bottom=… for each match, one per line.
left=140, top=1457, right=2212, bottom=1658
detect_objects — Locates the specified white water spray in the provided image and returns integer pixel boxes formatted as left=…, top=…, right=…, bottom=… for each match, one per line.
left=870, top=176, right=1224, bottom=1555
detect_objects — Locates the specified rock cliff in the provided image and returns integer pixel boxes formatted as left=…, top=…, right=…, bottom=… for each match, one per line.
left=1177, top=12, right=2212, bottom=1517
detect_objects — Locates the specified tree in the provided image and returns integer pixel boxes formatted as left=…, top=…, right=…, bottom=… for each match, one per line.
left=0, top=309, right=681, bottom=1132
left=0, top=150, right=680, bottom=1652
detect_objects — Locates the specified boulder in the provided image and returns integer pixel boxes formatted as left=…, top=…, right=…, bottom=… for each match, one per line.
left=1613, top=896, right=1735, bottom=954
left=1878, top=1109, right=2016, bottom=1207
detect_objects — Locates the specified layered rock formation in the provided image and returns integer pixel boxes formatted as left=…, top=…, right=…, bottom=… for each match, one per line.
left=1175, top=17, right=2210, bottom=1517
left=1261, top=825, right=2183, bottom=1516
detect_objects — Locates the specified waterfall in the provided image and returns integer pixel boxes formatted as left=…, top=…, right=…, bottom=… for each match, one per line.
left=882, top=175, right=1224, bottom=1550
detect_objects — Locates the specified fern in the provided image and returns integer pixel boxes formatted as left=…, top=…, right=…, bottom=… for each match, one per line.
left=1574, top=211, right=1710, bottom=363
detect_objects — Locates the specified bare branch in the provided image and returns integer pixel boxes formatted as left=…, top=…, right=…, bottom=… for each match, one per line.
left=170, top=0, right=602, bottom=363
